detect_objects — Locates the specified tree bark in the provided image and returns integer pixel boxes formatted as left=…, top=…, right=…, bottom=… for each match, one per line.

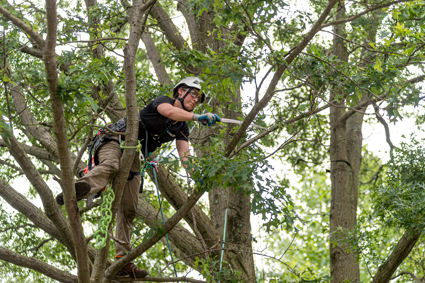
left=329, top=1, right=362, bottom=282
left=0, top=177, right=67, bottom=246
left=44, top=0, right=90, bottom=281
left=141, top=31, right=173, bottom=86
left=373, top=230, right=421, bottom=283
left=0, top=246, right=78, bottom=283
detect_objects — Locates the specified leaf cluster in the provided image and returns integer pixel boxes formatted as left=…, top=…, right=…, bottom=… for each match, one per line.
left=372, top=137, right=425, bottom=231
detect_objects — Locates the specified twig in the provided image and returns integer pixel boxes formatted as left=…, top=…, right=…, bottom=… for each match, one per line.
left=371, top=101, right=396, bottom=151
left=279, top=231, right=299, bottom=260
left=19, top=237, right=53, bottom=255
left=3, top=26, right=13, bottom=131
left=57, top=37, right=128, bottom=45
left=320, top=0, right=413, bottom=29
left=72, top=130, right=93, bottom=175
left=391, top=271, right=419, bottom=281
left=360, top=165, right=384, bottom=186
left=0, top=223, right=37, bottom=232
left=191, top=209, right=208, bottom=258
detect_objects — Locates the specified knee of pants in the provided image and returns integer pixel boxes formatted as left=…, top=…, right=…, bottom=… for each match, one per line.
left=99, top=160, right=120, bottom=176
left=122, top=205, right=137, bottom=221
left=108, top=162, right=120, bottom=175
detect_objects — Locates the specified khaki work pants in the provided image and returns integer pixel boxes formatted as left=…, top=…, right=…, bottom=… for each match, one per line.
left=76, top=138, right=141, bottom=255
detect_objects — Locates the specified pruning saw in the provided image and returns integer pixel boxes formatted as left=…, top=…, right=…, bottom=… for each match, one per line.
left=202, top=117, right=266, bottom=130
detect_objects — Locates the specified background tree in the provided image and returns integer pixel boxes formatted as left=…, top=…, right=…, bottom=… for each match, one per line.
left=0, top=0, right=424, bottom=282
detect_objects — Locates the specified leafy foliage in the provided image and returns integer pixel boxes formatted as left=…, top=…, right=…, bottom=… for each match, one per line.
left=372, top=138, right=425, bottom=231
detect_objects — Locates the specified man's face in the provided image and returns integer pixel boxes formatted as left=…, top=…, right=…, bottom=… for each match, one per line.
left=179, top=88, right=203, bottom=111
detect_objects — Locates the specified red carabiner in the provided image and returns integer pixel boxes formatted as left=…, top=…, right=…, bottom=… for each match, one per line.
left=150, top=161, right=158, bottom=172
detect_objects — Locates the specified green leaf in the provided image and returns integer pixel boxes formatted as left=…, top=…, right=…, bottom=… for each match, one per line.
left=2, top=75, right=10, bottom=83
left=374, top=58, right=383, bottom=72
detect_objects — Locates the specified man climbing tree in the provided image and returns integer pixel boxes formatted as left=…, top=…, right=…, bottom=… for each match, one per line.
left=55, top=76, right=220, bottom=278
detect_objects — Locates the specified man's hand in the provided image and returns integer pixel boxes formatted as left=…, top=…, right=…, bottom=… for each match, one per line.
left=193, top=113, right=221, bottom=126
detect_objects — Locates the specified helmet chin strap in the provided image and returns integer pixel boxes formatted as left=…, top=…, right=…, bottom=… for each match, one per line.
left=176, top=87, right=193, bottom=112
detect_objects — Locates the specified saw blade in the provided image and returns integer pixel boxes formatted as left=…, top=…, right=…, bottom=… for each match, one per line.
left=220, top=118, right=266, bottom=130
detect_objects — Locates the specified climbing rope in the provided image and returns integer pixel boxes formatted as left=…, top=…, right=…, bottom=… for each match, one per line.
left=120, top=140, right=144, bottom=170
left=93, top=183, right=115, bottom=249
left=152, top=167, right=179, bottom=279
left=219, top=208, right=228, bottom=273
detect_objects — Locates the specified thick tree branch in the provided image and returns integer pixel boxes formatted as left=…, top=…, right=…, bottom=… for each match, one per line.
left=0, top=247, right=77, bottom=283
left=0, top=139, right=58, bottom=162
left=224, top=0, right=339, bottom=157
left=0, top=177, right=66, bottom=246
left=44, top=0, right=90, bottom=280
left=141, top=31, right=172, bottom=85
left=93, top=0, right=157, bottom=280
left=105, top=189, right=205, bottom=278
left=0, top=4, right=44, bottom=47
left=7, top=77, right=59, bottom=156
left=372, top=229, right=421, bottom=283
left=20, top=45, right=44, bottom=59
left=2, top=128, right=76, bottom=255
left=177, top=0, right=209, bottom=53
left=137, top=197, right=205, bottom=266
left=150, top=3, right=186, bottom=50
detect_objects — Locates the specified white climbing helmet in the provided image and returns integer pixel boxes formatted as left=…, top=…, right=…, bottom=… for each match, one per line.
left=173, top=76, right=204, bottom=92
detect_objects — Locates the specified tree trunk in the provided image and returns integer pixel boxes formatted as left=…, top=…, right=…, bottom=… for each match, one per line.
left=208, top=88, right=256, bottom=282
left=329, top=0, right=361, bottom=282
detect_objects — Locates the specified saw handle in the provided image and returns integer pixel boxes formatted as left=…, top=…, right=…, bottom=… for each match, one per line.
left=201, top=120, right=208, bottom=126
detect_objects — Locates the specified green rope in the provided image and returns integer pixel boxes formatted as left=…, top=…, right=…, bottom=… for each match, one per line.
left=152, top=166, right=179, bottom=280
left=219, top=208, right=228, bottom=275
left=93, top=140, right=143, bottom=250
left=93, top=183, right=115, bottom=249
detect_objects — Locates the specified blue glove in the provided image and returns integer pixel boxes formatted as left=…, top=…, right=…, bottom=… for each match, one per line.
left=193, top=113, right=221, bottom=126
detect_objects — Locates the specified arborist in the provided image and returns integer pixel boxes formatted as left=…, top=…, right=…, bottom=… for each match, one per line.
left=55, top=77, right=220, bottom=278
